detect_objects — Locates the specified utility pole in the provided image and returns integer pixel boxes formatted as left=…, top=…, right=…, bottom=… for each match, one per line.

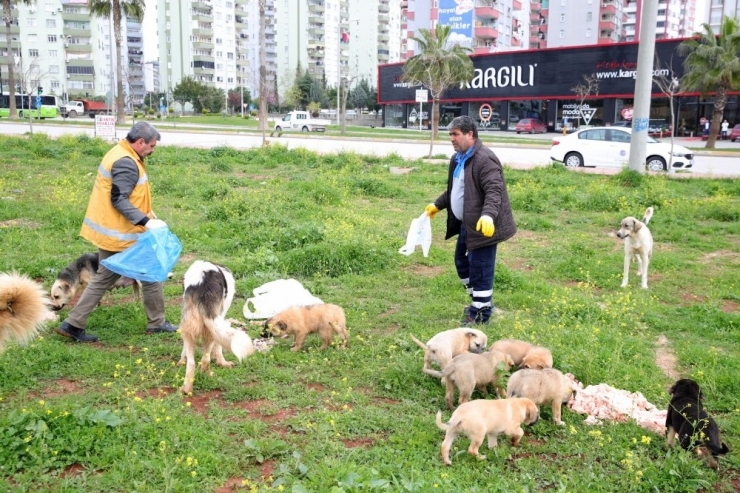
left=627, top=0, right=658, bottom=173
left=336, top=22, right=341, bottom=126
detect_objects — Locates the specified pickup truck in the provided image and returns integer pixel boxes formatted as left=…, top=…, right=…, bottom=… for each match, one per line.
left=61, top=99, right=111, bottom=118
left=272, top=111, right=330, bottom=135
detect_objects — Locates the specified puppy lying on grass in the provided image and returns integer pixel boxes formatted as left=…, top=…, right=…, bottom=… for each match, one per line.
left=425, top=348, right=514, bottom=410
left=507, top=368, right=574, bottom=425
left=436, top=398, right=539, bottom=465
left=263, top=304, right=348, bottom=352
left=491, top=338, right=553, bottom=369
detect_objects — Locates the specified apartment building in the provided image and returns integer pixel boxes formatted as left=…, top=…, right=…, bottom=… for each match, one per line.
left=706, top=0, right=740, bottom=30
left=0, top=0, right=115, bottom=101
left=624, top=0, right=697, bottom=42
left=544, top=0, right=625, bottom=48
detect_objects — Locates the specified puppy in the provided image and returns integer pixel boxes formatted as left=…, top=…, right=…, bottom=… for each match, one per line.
left=491, top=338, right=553, bottom=370
left=666, top=378, right=729, bottom=470
left=436, top=398, right=539, bottom=465
left=49, top=253, right=141, bottom=310
left=616, top=206, right=654, bottom=289
left=0, top=272, right=52, bottom=351
left=425, top=348, right=515, bottom=410
left=263, top=304, right=348, bottom=351
left=411, top=328, right=488, bottom=377
left=179, top=261, right=255, bottom=395
left=506, top=368, right=574, bottom=425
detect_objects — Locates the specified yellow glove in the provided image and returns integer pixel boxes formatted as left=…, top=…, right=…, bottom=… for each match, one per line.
left=425, top=204, right=439, bottom=219
left=476, top=216, right=494, bottom=237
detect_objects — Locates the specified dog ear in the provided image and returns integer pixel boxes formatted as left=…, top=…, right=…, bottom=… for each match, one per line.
left=277, top=321, right=287, bottom=331
left=632, top=219, right=642, bottom=231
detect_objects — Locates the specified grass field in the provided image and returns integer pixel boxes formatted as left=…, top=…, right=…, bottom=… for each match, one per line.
left=0, top=132, right=739, bottom=492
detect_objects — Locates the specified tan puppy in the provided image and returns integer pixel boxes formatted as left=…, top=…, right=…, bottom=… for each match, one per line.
left=616, top=206, right=654, bottom=289
left=436, top=398, right=539, bottom=465
left=425, top=349, right=515, bottom=410
left=0, top=272, right=52, bottom=352
left=491, top=338, right=553, bottom=370
left=411, top=328, right=488, bottom=376
left=506, top=368, right=574, bottom=425
left=263, top=304, right=348, bottom=351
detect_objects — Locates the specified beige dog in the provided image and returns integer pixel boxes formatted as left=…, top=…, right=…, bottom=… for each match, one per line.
left=506, top=368, right=574, bottom=425
left=491, top=338, right=553, bottom=370
left=263, top=304, right=348, bottom=351
left=0, top=272, right=52, bottom=352
left=411, top=328, right=488, bottom=377
left=616, top=206, right=654, bottom=289
left=425, top=349, right=514, bottom=410
left=436, top=398, right=539, bottom=465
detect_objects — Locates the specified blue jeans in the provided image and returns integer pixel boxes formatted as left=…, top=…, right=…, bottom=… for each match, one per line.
left=454, top=226, right=497, bottom=322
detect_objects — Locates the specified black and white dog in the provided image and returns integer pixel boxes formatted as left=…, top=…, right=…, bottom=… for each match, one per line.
left=178, top=261, right=254, bottom=394
left=666, top=378, right=730, bottom=469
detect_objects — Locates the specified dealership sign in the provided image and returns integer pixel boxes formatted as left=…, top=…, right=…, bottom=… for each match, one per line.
left=379, top=39, right=687, bottom=104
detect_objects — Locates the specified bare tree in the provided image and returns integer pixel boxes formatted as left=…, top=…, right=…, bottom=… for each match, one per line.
left=338, top=73, right=360, bottom=135
left=258, top=0, right=268, bottom=145
left=570, top=74, right=600, bottom=127
left=653, top=56, right=684, bottom=173
left=16, top=58, right=50, bottom=134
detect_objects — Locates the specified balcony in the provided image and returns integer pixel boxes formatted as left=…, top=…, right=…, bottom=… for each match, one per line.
left=308, top=3, right=324, bottom=12
left=378, top=13, right=389, bottom=22
left=513, top=0, right=522, bottom=10
left=192, top=12, right=212, bottom=22
left=193, top=55, right=214, bottom=62
left=379, top=2, right=390, bottom=13
left=531, top=2, right=541, bottom=10
left=473, top=43, right=496, bottom=55
left=309, top=26, right=324, bottom=35
left=377, top=52, right=389, bottom=62
left=530, top=12, right=541, bottom=22
left=65, top=43, right=93, bottom=53
left=511, top=35, right=521, bottom=46
left=63, top=27, right=90, bottom=37
left=378, top=32, right=389, bottom=42
left=193, top=27, right=214, bottom=36
left=61, top=12, right=89, bottom=22
left=474, top=25, right=499, bottom=39
left=599, top=16, right=617, bottom=30
left=308, top=14, right=324, bottom=24
left=601, top=3, right=617, bottom=16
left=539, top=23, right=547, bottom=32
left=193, top=67, right=214, bottom=76
left=476, top=6, right=499, bottom=19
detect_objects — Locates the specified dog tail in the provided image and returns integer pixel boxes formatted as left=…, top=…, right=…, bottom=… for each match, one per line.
left=209, top=318, right=256, bottom=361
left=643, top=207, right=654, bottom=225
left=0, top=272, right=51, bottom=351
left=424, top=367, right=446, bottom=379
left=435, top=410, right=449, bottom=431
left=410, top=334, right=428, bottom=350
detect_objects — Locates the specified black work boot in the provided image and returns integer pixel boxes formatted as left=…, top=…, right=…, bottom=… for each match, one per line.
left=146, top=321, right=179, bottom=334
left=56, top=321, right=99, bottom=343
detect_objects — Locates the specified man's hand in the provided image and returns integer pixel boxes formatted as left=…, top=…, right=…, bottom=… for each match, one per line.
left=476, top=216, right=494, bottom=237
left=145, top=219, right=168, bottom=230
left=425, top=204, right=439, bottom=219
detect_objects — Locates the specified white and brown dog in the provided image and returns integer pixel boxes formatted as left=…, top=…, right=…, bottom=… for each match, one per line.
left=178, top=261, right=255, bottom=395
left=616, top=206, right=654, bottom=289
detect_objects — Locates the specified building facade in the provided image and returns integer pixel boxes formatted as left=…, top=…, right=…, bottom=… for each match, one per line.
left=706, top=0, right=740, bottom=31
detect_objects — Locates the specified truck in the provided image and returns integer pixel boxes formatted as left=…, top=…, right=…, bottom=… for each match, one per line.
left=272, top=111, right=330, bottom=135
left=61, top=99, right=112, bottom=118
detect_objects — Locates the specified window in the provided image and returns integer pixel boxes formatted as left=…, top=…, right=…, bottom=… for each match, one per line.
left=586, top=12, right=592, bottom=21
left=28, top=34, right=37, bottom=42
left=48, top=49, right=58, bottom=57
left=227, top=52, right=233, bottom=59
left=27, top=18, right=37, bottom=27
left=46, top=19, right=56, bottom=28
left=29, top=48, right=39, bottom=57
left=559, top=29, right=565, bottom=38
left=560, top=13, right=565, bottom=22
left=586, top=28, right=591, bottom=37
left=49, top=65, right=59, bottom=73
left=216, top=38, right=222, bottom=44
left=48, top=35, right=57, bottom=43
left=216, top=50, right=223, bottom=57
left=656, top=21, right=665, bottom=27
left=50, top=79, right=60, bottom=89
left=45, top=3, right=55, bottom=11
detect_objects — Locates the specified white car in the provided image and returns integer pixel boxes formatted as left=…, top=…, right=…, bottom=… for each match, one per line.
left=550, top=126, right=694, bottom=172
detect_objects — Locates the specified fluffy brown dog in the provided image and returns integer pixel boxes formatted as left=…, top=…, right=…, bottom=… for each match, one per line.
left=506, top=368, right=574, bottom=425
left=411, top=327, right=488, bottom=376
left=263, top=304, right=348, bottom=351
left=0, top=272, right=51, bottom=352
left=425, top=348, right=514, bottom=410
left=491, top=338, right=553, bottom=369
left=179, top=261, right=255, bottom=395
left=436, top=398, right=539, bottom=465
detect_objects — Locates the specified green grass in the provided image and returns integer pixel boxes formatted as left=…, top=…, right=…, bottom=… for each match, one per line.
left=0, top=133, right=739, bottom=492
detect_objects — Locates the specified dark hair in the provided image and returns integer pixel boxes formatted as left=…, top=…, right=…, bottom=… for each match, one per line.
left=126, top=121, right=161, bottom=144
left=449, top=115, right=478, bottom=138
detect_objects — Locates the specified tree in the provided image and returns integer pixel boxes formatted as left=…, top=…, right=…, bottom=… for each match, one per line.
left=198, top=86, right=225, bottom=114
left=402, top=24, right=474, bottom=156
left=172, top=76, right=206, bottom=114
left=88, top=0, right=145, bottom=125
left=228, top=87, right=251, bottom=114
left=2, top=0, right=32, bottom=119
left=653, top=56, right=683, bottom=172
left=678, top=17, right=740, bottom=149
left=349, top=84, right=368, bottom=111
left=569, top=74, right=599, bottom=127
left=258, top=0, right=267, bottom=138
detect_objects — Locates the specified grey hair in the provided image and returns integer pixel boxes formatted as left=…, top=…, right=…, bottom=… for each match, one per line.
left=125, top=121, right=161, bottom=144
left=449, top=115, right=478, bottom=138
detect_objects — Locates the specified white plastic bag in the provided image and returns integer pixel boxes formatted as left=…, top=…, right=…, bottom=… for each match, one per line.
left=242, top=278, right=323, bottom=320
left=398, top=213, right=432, bottom=257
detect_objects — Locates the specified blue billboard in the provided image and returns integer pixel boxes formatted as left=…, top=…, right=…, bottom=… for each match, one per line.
left=438, top=0, right=474, bottom=49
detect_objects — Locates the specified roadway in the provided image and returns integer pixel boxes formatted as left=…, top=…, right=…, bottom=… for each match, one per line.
left=1, top=121, right=737, bottom=177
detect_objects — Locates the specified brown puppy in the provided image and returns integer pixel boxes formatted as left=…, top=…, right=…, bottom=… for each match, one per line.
left=491, top=338, right=553, bottom=369
left=506, top=368, right=574, bottom=425
left=263, top=304, right=348, bottom=351
left=411, top=327, right=488, bottom=376
left=425, top=348, right=515, bottom=410
left=436, top=398, right=539, bottom=465
left=0, top=272, right=52, bottom=352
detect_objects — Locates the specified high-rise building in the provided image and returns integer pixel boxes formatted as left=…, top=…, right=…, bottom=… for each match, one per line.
left=706, top=0, right=740, bottom=31
left=625, top=0, right=697, bottom=42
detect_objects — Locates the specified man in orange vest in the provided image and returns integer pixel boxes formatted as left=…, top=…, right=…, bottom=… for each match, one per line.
left=57, top=122, right=177, bottom=342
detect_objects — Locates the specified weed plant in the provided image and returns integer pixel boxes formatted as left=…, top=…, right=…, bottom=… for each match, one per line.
left=0, top=133, right=738, bottom=491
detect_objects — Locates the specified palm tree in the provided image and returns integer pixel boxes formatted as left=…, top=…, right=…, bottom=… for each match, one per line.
left=402, top=24, right=474, bottom=155
left=88, top=0, right=145, bottom=125
left=678, top=17, right=740, bottom=149
left=2, top=0, right=32, bottom=119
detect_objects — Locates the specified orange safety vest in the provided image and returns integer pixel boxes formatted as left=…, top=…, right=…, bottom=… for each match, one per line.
left=79, top=139, right=152, bottom=251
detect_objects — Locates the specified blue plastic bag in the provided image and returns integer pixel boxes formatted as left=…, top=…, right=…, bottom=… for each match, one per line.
left=101, top=227, right=182, bottom=282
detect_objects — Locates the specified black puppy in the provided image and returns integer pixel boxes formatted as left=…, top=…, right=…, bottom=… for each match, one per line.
left=666, top=379, right=729, bottom=469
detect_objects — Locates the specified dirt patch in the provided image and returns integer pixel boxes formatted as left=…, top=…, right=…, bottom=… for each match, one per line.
left=305, top=382, right=326, bottom=392
left=215, top=477, right=246, bottom=492
left=260, top=460, right=276, bottom=479
left=698, top=250, right=740, bottom=264
left=720, top=299, right=739, bottom=314
left=681, top=293, right=708, bottom=304
left=0, top=218, right=40, bottom=229
left=655, top=335, right=680, bottom=381
left=184, top=390, right=223, bottom=416
left=231, top=399, right=298, bottom=423
left=33, top=379, right=83, bottom=399
left=505, top=257, right=534, bottom=271
left=378, top=306, right=400, bottom=318
left=405, top=264, right=445, bottom=277
left=342, top=437, right=376, bottom=449
left=60, top=463, right=87, bottom=479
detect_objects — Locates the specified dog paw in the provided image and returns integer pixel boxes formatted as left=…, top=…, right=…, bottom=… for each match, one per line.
left=476, top=454, right=486, bottom=461
left=218, top=361, right=235, bottom=368
left=180, top=386, right=193, bottom=395
left=555, top=420, right=565, bottom=426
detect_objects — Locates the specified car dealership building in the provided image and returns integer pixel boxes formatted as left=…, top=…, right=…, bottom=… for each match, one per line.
left=377, top=38, right=740, bottom=134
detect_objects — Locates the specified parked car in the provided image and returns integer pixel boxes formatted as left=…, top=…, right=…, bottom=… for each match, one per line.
left=515, top=118, right=547, bottom=134
left=550, top=126, right=694, bottom=172
left=730, top=124, right=740, bottom=142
